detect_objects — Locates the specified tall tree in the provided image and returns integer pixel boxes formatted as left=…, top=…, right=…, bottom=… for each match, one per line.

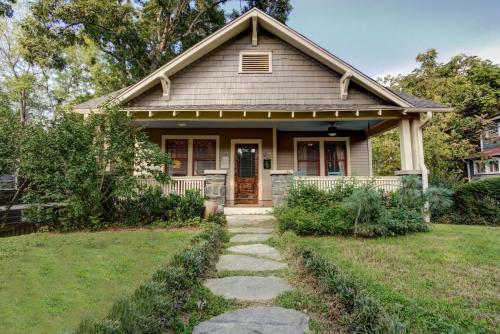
left=20, top=0, right=292, bottom=90
left=229, top=0, right=292, bottom=23
left=374, top=49, right=500, bottom=185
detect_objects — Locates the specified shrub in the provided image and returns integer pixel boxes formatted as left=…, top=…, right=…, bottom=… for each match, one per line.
left=449, top=177, right=500, bottom=226
left=76, top=225, right=227, bottom=334
left=294, top=243, right=404, bottom=333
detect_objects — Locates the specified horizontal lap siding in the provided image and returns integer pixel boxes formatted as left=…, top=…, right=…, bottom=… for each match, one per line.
left=276, top=131, right=371, bottom=176
left=129, top=31, right=387, bottom=107
left=145, top=128, right=273, bottom=205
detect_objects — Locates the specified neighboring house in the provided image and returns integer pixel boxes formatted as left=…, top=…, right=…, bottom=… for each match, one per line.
left=466, top=116, right=500, bottom=180
left=74, top=8, right=450, bottom=208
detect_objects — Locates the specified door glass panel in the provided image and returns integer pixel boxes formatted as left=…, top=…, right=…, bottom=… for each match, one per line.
left=237, top=147, right=256, bottom=177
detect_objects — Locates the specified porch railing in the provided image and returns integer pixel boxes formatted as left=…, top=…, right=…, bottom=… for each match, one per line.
left=293, top=176, right=403, bottom=193
left=138, top=177, right=206, bottom=196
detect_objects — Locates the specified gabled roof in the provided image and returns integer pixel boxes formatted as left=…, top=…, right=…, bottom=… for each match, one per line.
left=74, top=8, right=451, bottom=112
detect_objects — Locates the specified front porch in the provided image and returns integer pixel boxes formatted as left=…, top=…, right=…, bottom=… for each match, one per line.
left=135, top=115, right=425, bottom=208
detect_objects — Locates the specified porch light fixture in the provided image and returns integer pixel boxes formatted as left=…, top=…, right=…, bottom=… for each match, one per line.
left=328, top=122, right=338, bottom=137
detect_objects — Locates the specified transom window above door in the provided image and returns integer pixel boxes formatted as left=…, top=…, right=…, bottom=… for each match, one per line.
left=163, top=136, right=219, bottom=176
left=294, top=138, right=350, bottom=176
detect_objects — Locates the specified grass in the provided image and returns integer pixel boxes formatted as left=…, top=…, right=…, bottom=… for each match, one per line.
left=0, top=228, right=195, bottom=334
left=287, top=224, right=500, bottom=333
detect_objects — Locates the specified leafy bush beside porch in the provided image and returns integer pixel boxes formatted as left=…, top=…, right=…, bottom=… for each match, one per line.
left=274, top=177, right=451, bottom=237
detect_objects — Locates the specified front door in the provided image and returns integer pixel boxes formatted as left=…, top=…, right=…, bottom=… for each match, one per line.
left=235, top=144, right=258, bottom=204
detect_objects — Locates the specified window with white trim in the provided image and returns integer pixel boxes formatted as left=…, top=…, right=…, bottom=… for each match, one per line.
left=474, top=158, right=500, bottom=174
left=163, top=136, right=219, bottom=176
left=239, top=51, right=272, bottom=73
left=294, top=138, right=350, bottom=176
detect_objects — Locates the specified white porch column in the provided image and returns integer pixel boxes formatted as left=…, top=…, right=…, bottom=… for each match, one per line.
left=398, top=119, right=414, bottom=171
left=410, top=118, right=421, bottom=170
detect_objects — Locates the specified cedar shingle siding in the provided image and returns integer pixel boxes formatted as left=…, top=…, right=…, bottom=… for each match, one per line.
left=128, top=31, right=389, bottom=108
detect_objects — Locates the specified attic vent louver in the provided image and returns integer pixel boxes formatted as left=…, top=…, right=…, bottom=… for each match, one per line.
left=239, top=51, right=272, bottom=73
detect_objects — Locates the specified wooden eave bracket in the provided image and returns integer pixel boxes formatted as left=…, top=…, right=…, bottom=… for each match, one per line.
left=340, top=71, right=353, bottom=100
left=252, top=15, right=258, bottom=46
left=159, top=75, right=171, bottom=100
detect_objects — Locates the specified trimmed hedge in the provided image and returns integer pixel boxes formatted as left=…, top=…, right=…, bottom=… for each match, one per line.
left=448, top=177, right=500, bottom=226
left=75, top=224, right=228, bottom=333
left=291, top=239, right=404, bottom=334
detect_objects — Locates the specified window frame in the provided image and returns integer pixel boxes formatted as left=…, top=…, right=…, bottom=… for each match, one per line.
left=474, top=158, right=500, bottom=175
left=192, top=139, right=217, bottom=176
left=293, top=137, right=351, bottom=176
left=296, top=141, right=321, bottom=176
left=161, top=135, right=220, bottom=177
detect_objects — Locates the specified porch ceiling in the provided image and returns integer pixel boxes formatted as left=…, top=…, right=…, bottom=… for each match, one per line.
left=134, top=119, right=383, bottom=131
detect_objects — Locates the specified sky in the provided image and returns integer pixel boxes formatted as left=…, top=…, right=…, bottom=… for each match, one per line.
left=226, top=0, right=500, bottom=78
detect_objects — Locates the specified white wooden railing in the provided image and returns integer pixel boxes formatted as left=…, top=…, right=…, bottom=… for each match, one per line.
left=138, top=177, right=206, bottom=196
left=293, top=176, right=403, bottom=193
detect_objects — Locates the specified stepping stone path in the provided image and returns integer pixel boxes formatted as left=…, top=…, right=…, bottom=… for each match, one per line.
left=198, top=215, right=310, bottom=333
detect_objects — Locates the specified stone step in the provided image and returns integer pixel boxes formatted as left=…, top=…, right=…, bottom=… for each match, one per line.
left=216, top=254, right=287, bottom=272
left=193, top=307, right=310, bottom=334
left=228, top=227, right=274, bottom=234
left=204, top=276, right=291, bottom=301
left=229, top=233, right=272, bottom=243
left=226, top=214, right=276, bottom=227
left=227, top=244, right=282, bottom=260
left=224, top=207, right=272, bottom=215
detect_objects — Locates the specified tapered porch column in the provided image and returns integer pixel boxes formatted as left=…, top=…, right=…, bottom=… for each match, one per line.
left=398, top=119, right=414, bottom=171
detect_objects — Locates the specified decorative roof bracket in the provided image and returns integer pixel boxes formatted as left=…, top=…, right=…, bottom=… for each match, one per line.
left=340, top=71, right=353, bottom=100
left=159, top=75, right=171, bottom=100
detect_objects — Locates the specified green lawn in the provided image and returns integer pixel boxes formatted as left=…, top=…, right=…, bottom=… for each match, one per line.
left=0, top=228, right=195, bottom=334
left=289, top=224, right=500, bottom=333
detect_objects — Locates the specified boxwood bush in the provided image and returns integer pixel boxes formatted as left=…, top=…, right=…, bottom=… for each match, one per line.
left=76, top=224, right=228, bottom=334
left=448, top=177, right=500, bottom=226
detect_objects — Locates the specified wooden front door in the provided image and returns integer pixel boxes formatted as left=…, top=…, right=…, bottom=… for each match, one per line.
left=235, top=144, right=258, bottom=204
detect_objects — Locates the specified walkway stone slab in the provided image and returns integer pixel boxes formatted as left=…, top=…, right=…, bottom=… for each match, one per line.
left=230, top=233, right=271, bottom=243
left=193, top=307, right=309, bottom=334
left=227, top=244, right=282, bottom=260
left=216, top=254, right=287, bottom=272
left=227, top=215, right=276, bottom=227
left=204, top=276, right=291, bottom=301
left=228, top=227, right=274, bottom=234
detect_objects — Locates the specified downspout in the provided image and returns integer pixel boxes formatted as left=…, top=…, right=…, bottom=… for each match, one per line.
left=419, top=111, right=433, bottom=222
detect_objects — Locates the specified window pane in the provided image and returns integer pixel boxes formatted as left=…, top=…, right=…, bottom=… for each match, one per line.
left=325, top=141, right=347, bottom=176
left=237, top=147, right=257, bottom=178
left=297, top=141, right=319, bottom=176
left=165, top=139, right=188, bottom=176
left=489, top=160, right=499, bottom=173
left=193, top=140, right=216, bottom=176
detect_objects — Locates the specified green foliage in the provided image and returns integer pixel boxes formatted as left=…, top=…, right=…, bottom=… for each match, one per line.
left=76, top=225, right=227, bottom=334
left=294, top=243, right=404, bottom=333
left=0, top=104, right=19, bottom=176
left=0, top=0, right=15, bottom=17
left=275, top=177, right=449, bottom=238
left=375, top=50, right=500, bottom=183
left=204, top=212, right=227, bottom=226
left=14, top=106, right=171, bottom=230
left=21, top=0, right=292, bottom=89
left=448, top=177, right=500, bottom=226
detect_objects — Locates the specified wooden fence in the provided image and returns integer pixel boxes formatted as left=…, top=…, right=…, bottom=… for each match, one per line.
left=293, top=176, right=403, bottom=193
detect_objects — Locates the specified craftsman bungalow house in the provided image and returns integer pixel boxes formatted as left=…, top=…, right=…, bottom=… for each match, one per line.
left=74, top=8, right=450, bottom=209
left=465, top=116, right=500, bottom=180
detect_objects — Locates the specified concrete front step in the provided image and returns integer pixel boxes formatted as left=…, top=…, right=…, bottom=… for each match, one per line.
left=216, top=254, right=287, bottom=272
left=228, top=227, right=274, bottom=234
left=204, top=276, right=291, bottom=301
left=229, top=233, right=272, bottom=243
left=193, top=307, right=310, bottom=334
left=227, top=244, right=282, bottom=260
left=226, top=214, right=276, bottom=227
left=224, top=207, right=272, bottom=215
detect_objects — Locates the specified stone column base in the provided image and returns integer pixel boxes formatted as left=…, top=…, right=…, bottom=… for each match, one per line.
left=271, top=170, right=293, bottom=207
left=204, top=170, right=227, bottom=210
